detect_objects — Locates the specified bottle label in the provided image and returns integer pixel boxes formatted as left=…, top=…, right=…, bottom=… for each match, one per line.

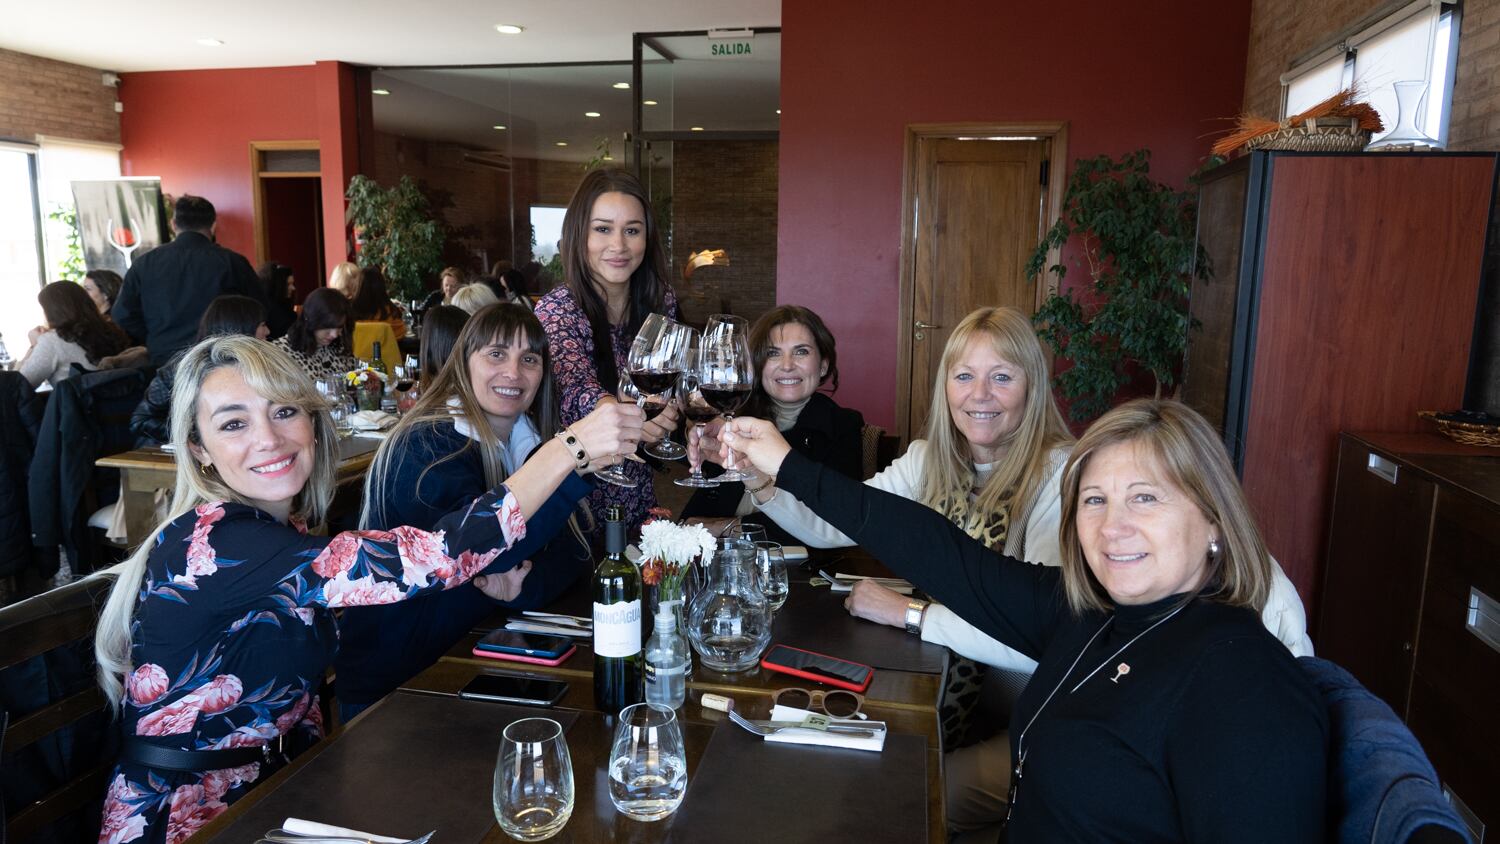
left=645, top=662, right=684, bottom=686
left=593, top=600, right=642, bottom=657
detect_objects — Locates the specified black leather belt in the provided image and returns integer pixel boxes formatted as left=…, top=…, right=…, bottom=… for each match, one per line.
left=121, top=737, right=270, bottom=772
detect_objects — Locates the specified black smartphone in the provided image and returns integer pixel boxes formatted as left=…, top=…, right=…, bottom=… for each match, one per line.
left=474, top=629, right=574, bottom=659
left=458, top=673, right=569, bottom=707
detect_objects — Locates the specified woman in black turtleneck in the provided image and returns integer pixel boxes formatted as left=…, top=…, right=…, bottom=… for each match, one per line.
left=683, top=305, right=863, bottom=539
left=720, top=399, right=1327, bottom=843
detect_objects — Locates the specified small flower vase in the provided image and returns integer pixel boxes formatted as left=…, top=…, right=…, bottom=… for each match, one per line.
left=357, top=381, right=382, bottom=412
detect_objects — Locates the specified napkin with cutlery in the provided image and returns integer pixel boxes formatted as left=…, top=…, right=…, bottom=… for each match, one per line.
left=278, top=817, right=410, bottom=842
left=765, top=704, right=887, bottom=752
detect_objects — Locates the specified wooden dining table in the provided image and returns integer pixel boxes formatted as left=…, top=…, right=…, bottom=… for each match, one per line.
left=193, top=548, right=950, bottom=843
left=95, top=435, right=381, bottom=547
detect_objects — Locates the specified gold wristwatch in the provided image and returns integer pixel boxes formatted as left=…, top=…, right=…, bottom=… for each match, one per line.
left=904, top=599, right=929, bottom=635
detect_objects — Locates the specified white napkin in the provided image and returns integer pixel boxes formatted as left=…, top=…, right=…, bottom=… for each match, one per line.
left=349, top=410, right=398, bottom=431
left=763, top=704, right=887, bottom=752
left=282, top=817, right=407, bottom=843
left=820, top=570, right=914, bottom=596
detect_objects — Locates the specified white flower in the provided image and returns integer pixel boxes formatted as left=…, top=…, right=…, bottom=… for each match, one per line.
left=639, top=520, right=716, bottom=567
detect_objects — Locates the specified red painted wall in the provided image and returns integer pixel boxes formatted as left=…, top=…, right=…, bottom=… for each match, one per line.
left=778, top=0, right=1253, bottom=429
left=119, top=65, right=319, bottom=262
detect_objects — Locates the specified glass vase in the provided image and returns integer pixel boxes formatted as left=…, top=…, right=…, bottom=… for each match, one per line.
left=1367, top=79, right=1441, bottom=150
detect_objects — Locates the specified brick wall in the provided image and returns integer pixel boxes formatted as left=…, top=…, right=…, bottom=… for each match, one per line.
left=1242, top=0, right=1500, bottom=149
left=0, top=48, right=119, bottom=144
left=669, top=140, right=778, bottom=327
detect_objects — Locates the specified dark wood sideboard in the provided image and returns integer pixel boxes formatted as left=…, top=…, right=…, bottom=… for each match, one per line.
left=1321, top=431, right=1500, bottom=840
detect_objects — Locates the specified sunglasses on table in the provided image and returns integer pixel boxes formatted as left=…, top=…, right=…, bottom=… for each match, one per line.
left=771, top=687, right=867, bottom=720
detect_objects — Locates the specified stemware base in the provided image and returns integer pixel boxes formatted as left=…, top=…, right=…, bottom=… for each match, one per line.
left=645, top=441, right=686, bottom=460
left=594, top=468, right=638, bottom=488
left=716, top=469, right=751, bottom=482
left=673, top=475, right=719, bottom=488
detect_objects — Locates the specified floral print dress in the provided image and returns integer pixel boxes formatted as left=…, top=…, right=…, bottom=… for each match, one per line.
left=98, top=489, right=526, bottom=844
left=533, top=285, right=678, bottom=531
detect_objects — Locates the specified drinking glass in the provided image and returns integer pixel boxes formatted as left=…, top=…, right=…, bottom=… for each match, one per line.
left=609, top=703, right=688, bottom=822
left=755, top=541, right=789, bottom=612
left=673, top=348, right=720, bottom=488
left=591, top=370, right=638, bottom=488
left=699, top=314, right=754, bottom=481
left=739, top=522, right=768, bottom=546
left=493, top=717, right=574, bottom=841
left=630, top=319, right=695, bottom=461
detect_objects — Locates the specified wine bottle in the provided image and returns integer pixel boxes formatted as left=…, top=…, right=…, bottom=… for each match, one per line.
left=593, top=505, right=643, bottom=713
left=369, top=341, right=388, bottom=377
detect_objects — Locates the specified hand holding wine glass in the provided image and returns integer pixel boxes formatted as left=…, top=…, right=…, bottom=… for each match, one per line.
left=674, top=352, right=722, bottom=489
left=699, top=314, right=754, bottom=481
left=628, top=317, right=695, bottom=460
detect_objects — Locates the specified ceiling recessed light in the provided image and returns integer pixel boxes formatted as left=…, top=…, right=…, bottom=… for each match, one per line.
left=585, top=111, right=600, bottom=118
left=776, top=109, right=781, bottom=114
left=555, top=141, right=569, bottom=147
left=196, top=38, right=223, bottom=47
left=495, top=24, right=525, bottom=34
left=644, top=100, right=658, bottom=106
left=613, top=82, right=630, bottom=90
left=493, top=125, right=507, bottom=130
left=690, top=127, right=704, bottom=132
left=372, top=88, right=390, bottom=96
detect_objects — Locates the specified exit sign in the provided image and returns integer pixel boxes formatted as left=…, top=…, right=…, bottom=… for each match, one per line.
left=708, top=36, right=754, bottom=58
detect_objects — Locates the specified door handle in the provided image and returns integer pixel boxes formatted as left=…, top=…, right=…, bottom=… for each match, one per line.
left=914, top=321, right=942, bottom=340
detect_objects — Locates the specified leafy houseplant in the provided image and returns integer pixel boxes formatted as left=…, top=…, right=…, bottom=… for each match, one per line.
left=1027, top=150, right=1209, bottom=421
left=46, top=204, right=85, bottom=281
left=345, top=175, right=446, bottom=303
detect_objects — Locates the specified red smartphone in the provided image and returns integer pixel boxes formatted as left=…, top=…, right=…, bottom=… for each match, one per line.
left=761, top=644, right=874, bottom=693
left=471, top=644, right=576, bottom=667
left=473, top=630, right=576, bottom=666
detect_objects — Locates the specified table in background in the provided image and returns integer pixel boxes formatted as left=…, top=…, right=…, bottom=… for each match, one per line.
left=95, top=436, right=380, bottom=547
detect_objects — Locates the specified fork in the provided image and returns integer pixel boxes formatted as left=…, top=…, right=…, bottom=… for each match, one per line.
left=726, top=708, right=876, bottom=739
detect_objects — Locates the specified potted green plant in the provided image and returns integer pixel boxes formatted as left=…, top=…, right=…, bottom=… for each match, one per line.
left=345, top=174, right=446, bottom=303
left=1027, top=150, right=1210, bottom=421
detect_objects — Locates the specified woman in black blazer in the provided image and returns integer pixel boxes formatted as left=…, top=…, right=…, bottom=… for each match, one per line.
left=683, top=305, right=863, bottom=540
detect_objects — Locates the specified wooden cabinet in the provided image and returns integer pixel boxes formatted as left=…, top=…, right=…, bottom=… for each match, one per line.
left=1322, top=432, right=1500, bottom=839
left=1182, top=152, right=1498, bottom=608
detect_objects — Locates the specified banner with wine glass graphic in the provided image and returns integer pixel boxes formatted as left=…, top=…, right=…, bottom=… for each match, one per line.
left=70, top=178, right=170, bottom=275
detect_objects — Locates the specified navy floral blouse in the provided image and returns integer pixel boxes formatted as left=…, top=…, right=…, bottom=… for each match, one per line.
left=98, top=489, right=525, bottom=844
left=533, top=284, right=678, bottom=531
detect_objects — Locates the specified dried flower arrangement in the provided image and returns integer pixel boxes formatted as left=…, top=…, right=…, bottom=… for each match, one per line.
left=1212, top=89, right=1385, bottom=157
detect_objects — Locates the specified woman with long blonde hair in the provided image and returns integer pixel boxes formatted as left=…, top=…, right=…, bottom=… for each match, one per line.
left=339, top=304, right=643, bottom=718
left=93, top=335, right=635, bottom=844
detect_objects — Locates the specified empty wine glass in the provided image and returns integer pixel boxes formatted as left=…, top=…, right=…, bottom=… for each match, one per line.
left=755, top=541, right=789, bottom=613
left=493, top=717, right=574, bottom=841
left=699, top=315, right=754, bottom=481
left=674, top=349, right=721, bottom=489
left=609, top=703, right=688, bottom=822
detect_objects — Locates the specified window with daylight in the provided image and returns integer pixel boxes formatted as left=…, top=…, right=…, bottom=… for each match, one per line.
left=1281, top=0, right=1460, bottom=147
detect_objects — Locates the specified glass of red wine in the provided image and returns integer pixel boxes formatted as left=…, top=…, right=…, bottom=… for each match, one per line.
left=698, top=314, right=754, bottom=482
left=673, top=353, right=721, bottom=489
left=592, top=366, right=639, bottom=488
left=630, top=320, right=695, bottom=461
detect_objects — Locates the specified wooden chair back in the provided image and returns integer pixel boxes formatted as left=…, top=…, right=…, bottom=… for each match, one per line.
left=1, top=574, right=116, bottom=844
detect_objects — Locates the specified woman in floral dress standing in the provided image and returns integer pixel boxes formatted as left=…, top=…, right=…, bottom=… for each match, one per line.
left=93, top=335, right=638, bottom=844
left=534, top=169, right=681, bottom=532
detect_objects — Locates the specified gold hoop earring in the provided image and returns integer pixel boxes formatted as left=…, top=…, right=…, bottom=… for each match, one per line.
left=198, top=461, right=214, bottom=478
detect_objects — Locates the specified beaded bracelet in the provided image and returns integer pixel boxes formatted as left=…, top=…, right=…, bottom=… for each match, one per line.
left=554, top=428, right=589, bottom=471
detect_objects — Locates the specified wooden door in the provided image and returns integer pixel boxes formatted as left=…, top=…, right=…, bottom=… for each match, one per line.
left=905, top=137, right=1047, bottom=438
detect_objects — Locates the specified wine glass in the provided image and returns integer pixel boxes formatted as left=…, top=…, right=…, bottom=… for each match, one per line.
left=609, top=703, right=688, bottom=822
left=629, top=319, right=695, bottom=461
left=673, top=348, right=720, bottom=488
left=699, top=314, right=754, bottom=482
left=493, top=717, right=574, bottom=841
left=592, top=369, right=638, bottom=488
left=755, top=541, right=789, bottom=613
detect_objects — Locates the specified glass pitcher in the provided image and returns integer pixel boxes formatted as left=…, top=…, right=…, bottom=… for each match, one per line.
left=685, top=537, right=771, bottom=672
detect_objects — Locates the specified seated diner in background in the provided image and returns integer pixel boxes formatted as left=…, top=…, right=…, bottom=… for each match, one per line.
left=18, top=280, right=132, bottom=389
left=719, top=398, right=1329, bottom=842
left=326, top=260, right=361, bottom=300
left=416, top=304, right=468, bottom=388
left=130, top=294, right=269, bottom=447
left=451, top=282, right=502, bottom=315
left=82, top=268, right=124, bottom=316
left=271, top=287, right=361, bottom=382
left=348, top=266, right=407, bottom=339
left=683, top=304, right=864, bottom=543
left=419, top=265, right=466, bottom=312
left=93, top=334, right=597, bottom=843
left=338, top=303, right=644, bottom=718
left=257, top=261, right=298, bottom=340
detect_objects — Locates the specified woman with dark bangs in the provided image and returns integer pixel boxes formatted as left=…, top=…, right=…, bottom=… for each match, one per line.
left=271, top=287, right=360, bottom=381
